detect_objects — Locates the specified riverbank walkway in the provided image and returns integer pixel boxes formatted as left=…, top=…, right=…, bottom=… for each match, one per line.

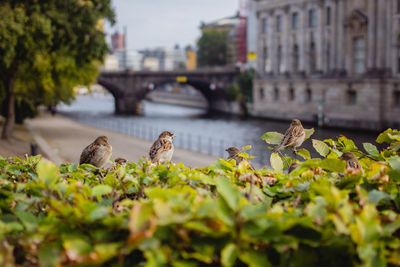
left=26, top=113, right=219, bottom=167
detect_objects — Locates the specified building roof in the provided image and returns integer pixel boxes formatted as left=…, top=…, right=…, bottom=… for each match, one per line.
left=201, top=14, right=240, bottom=29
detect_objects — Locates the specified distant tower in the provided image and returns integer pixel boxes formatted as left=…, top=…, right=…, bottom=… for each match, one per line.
left=111, top=29, right=125, bottom=52
left=237, top=0, right=248, bottom=64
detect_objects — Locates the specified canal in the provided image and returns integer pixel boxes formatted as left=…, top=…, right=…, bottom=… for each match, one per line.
left=59, top=93, right=379, bottom=166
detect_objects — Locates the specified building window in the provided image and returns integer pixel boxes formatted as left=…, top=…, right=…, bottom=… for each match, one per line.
left=310, top=42, right=317, bottom=73
left=397, top=0, right=400, bottom=13
left=305, top=88, right=312, bottom=102
left=277, top=45, right=283, bottom=73
left=259, top=88, right=265, bottom=99
left=292, top=12, right=299, bottom=30
left=293, top=44, right=299, bottom=73
left=326, top=7, right=331, bottom=26
left=276, top=15, right=282, bottom=32
left=274, top=87, right=279, bottom=100
left=353, top=37, right=366, bottom=74
left=289, top=87, right=295, bottom=101
left=262, top=18, right=268, bottom=33
left=309, top=9, right=317, bottom=28
left=397, top=36, right=400, bottom=73
left=326, top=43, right=331, bottom=71
left=395, top=91, right=400, bottom=107
left=347, top=90, right=357, bottom=105
left=263, top=45, right=269, bottom=73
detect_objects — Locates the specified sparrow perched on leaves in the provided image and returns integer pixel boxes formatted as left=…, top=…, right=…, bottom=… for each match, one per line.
left=226, top=147, right=245, bottom=164
left=339, top=152, right=362, bottom=172
left=149, top=131, right=176, bottom=164
left=273, top=119, right=305, bottom=154
left=79, top=136, right=112, bottom=168
left=115, top=158, right=127, bottom=167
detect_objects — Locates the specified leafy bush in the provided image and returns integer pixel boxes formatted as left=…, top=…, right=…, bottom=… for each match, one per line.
left=1, top=129, right=400, bottom=266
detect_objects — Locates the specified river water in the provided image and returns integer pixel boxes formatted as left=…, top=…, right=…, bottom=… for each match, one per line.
left=59, top=93, right=379, bottom=166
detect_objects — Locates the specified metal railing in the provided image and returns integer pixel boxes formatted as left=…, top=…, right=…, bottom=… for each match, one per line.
left=67, top=114, right=266, bottom=164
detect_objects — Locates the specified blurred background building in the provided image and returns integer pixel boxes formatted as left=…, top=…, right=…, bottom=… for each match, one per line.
left=253, top=0, right=400, bottom=129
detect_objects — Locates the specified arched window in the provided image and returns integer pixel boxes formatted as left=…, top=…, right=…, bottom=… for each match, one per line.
left=274, top=87, right=279, bottom=100
left=292, top=12, right=299, bottom=30
left=262, top=18, right=268, bottom=33
left=276, top=15, right=282, bottom=32
left=293, top=44, right=299, bottom=73
left=353, top=37, right=366, bottom=74
left=306, top=88, right=312, bottom=102
left=289, top=87, right=295, bottom=101
left=310, top=42, right=316, bottom=73
left=309, top=9, right=317, bottom=28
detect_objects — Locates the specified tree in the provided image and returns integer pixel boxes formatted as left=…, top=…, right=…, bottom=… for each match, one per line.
left=0, top=1, right=115, bottom=139
left=197, top=29, right=230, bottom=67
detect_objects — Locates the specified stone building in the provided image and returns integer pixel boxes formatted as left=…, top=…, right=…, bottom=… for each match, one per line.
left=253, top=0, right=400, bottom=130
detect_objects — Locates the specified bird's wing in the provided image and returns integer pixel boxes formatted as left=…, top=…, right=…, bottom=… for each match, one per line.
left=283, top=125, right=304, bottom=147
left=79, top=143, right=97, bottom=164
left=149, top=139, right=172, bottom=160
left=348, top=159, right=361, bottom=170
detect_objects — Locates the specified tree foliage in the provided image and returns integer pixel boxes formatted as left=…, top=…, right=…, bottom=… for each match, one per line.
left=0, top=0, right=115, bottom=139
left=1, top=129, right=400, bottom=266
left=197, top=28, right=230, bottom=67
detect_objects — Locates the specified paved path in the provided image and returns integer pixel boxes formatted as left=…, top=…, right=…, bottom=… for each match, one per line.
left=26, top=113, right=219, bottom=168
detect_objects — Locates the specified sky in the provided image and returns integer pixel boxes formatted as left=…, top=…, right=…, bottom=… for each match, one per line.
left=106, top=0, right=239, bottom=50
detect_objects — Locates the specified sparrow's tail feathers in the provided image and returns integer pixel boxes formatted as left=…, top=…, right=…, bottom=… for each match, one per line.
left=272, top=144, right=282, bottom=153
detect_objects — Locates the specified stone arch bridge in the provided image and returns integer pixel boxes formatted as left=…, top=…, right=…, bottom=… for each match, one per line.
left=97, top=68, right=239, bottom=114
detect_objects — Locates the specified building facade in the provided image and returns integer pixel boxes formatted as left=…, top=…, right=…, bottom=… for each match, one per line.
left=253, top=0, right=400, bottom=130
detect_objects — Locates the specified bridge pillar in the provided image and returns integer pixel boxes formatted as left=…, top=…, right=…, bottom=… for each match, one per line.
left=115, top=96, right=141, bottom=115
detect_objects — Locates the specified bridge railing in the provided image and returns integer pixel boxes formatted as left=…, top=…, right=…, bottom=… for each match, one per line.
left=63, top=113, right=267, bottom=165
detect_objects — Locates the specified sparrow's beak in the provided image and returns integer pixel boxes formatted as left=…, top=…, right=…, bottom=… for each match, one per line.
left=225, top=149, right=229, bottom=152
left=172, top=134, right=176, bottom=138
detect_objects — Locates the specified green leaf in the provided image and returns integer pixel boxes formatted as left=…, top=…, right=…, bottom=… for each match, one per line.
left=297, top=149, right=311, bottom=160
left=363, top=143, right=380, bottom=158
left=91, top=185, right=112, bottom=197
left=312, top=139, right=330, bottom=157
left=388, top=156, right=400, bottom=171
left=239, top=250, right=271, bottom=267
left=270, top=152, right=283, bottom=172
left=221, top=243, right=238, bottom=267
left=241, top=145, right=252, bottom=151
left=261, top=132, right=284, bottom=145
left=368, top=190, right=390, bottom=205
left=39, top=244, right=61, bottom=267
left=37, top=159, right=59, bottom=185
left=215, top=177, right=240, bottom=211
left=15, top=211, right=37, bottom=232
left=304, top=128, right=315, bottom=139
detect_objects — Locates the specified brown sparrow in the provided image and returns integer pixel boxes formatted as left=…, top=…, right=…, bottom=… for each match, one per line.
left=226, top=147, right=245, bottom=165
left=115, top=158, right=127, bottom=167
left=273, top=119, right=305, bottom=154
left=339, top=152, right=362, bottom=172
left=79, top=136, right=112, bottom=168
left=149, top=131, right=175, bottom=164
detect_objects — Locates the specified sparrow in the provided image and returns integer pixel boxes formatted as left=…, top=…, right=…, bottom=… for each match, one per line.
left=273, top=119, right=305, bottom=154
left=149, top=131, right=176, bottom=164
left=79, top=136, right=112, bottom=168
left=115, top=157, right=127, bottom=167
left=339, top=152, right=362, bottom=172
left=226, top=147, right=245, bottom=165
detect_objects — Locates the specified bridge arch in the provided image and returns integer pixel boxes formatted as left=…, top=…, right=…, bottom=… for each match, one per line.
left=97, top=69, right=239, bottom=115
